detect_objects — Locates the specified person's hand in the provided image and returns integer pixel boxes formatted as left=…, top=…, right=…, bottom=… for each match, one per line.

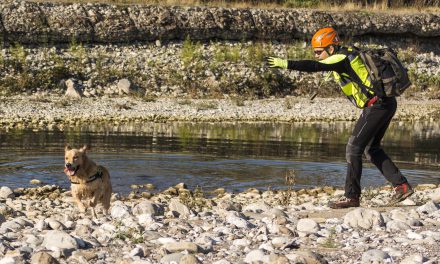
left=266, top=57, right=288, bottom=69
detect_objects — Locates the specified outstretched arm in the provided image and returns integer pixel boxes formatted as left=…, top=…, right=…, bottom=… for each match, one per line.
left=267, top=55, right=348, bottom=74
left=287, top=59, right=346, bottom=73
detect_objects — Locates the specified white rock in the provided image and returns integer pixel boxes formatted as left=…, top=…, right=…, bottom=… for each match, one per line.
left=0, top=257, right=15, bottom=264
left=42, top=230, right=79, bottom=251
left=0, top=187, right=14, bottom=199
left=389, top=208, right=411, bottom=222
left=296, top=218, right=320, bottom=234
left=46, top=219, right=65, bottom=230
left=344, top=208, right=384, bottom=230
left=271, top=236, right=293, bottom=248
left=361, top=249, right=391, bottom=263
left=163, top=242, right=199, bottom=253
left=285, top=250, right=327, bottom=263
left=156, top=237, right=177, bottom=245
left=1, top=220, right=25, bottom=232
left=65, top=79, right=82, bottom=98
left=213, top=260, right=231, bottom=264
left=243, top=202, right=270, bottom=213
left=129, top=247, right=144, bottom=257
left=267, top=208, right=287, bottom=218
left=400, top=253, right=426, bottom=264
left=382, top=247, right=403, bottom=257
left=225, top=212, right=253, bottom=229
left=160, top=252, right=183, bottom=264
left=386, top=220, right=411, bottom=232
left=407, top=231, right=424, bottom=240
left=420, top=230, right=440, bottom=241
left=400, top=198, right=416, bottom=206
left=138, top=214, right=158, bottom=227
left=429, top=187, right=440, bottom=203
left=117, top=79, right=132, bottom=95
left=133, top=201, right=163, bottom=216
left=110, top=202, right=131, bottom=219
left=258, top=242, right=274, bottom=252
left=232, top=238, right=251, bottom=247
left=244, top=249, right=268, bottom=264
left=35, top=219, right=47, bottom=231
left=169, top=199, right=191, bottom=217
left=416, top=201, right=439, bottom=214
left=100, top=223, right=117, bottom=233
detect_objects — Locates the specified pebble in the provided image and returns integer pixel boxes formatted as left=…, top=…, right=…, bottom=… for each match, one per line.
left=0, top=184, right=438, bottom=263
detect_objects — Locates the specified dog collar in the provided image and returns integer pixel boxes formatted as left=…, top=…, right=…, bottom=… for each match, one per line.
left=70, top=166, right=104, bottom=184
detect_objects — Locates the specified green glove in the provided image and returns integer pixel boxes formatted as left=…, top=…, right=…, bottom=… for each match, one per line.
left=266, top=57, right=288, bottom=69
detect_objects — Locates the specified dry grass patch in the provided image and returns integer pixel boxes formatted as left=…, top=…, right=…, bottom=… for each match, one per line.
left=30, top=0, right=439, bottom=13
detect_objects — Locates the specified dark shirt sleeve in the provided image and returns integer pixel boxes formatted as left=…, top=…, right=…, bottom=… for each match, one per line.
left=287, top=59, right=348, bottom=74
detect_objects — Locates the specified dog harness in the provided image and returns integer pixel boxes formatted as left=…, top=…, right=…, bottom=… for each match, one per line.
left=70, top=166, right=104, bottom=184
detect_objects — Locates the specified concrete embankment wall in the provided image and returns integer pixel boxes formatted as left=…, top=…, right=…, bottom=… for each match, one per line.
left=0, top=0, right=439, bottom=45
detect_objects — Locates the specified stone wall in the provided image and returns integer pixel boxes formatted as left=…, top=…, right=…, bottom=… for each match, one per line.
left=0, top=0, right=439, bottom=45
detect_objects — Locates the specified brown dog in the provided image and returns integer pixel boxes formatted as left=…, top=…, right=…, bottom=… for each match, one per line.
left=64, top=145, right=112, bottom=218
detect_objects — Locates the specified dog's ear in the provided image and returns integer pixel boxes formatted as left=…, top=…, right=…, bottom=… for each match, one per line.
left=65, top=144, right=72, bottom=152
left=80, top=145, right=88, bottom=153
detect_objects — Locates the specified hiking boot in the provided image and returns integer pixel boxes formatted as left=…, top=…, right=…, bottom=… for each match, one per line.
left=328, top=197, right=360, bottom=209
left=388, top=182, right=414, bottom=206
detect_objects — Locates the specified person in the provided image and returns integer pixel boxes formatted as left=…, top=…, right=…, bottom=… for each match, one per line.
left=266, top=27, right=414, bottom=208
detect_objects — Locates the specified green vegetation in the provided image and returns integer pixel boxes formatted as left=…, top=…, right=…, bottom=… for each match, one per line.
left=179, top=186, right=211, bottom=211
left=0, top=38, right=437, bottom=99
left=113, top=221, right=144, bottom=244
left=181, top=36, right=203, bottom=67
left=195, top=101, right=218, bottom=110
left=279, top=169, right=297, bottom=206
left=245, top=42, right=271, bottom=65
left=322, top=226, right=340, bottom=248
left=287, top=41, right=314, bottom=60
left=0, top=43, right=70, bottom=94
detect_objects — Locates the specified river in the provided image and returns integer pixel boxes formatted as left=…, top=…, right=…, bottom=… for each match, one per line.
left=0, top=121, right=439, bottom=195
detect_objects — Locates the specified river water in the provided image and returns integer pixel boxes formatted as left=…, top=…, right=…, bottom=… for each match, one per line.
left=0, top=121, right=439, bottom=195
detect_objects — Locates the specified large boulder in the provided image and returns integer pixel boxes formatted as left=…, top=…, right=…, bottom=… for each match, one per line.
left=344, top=208, right=384, bottom=230
left=41, top=230, right=79, bottom=252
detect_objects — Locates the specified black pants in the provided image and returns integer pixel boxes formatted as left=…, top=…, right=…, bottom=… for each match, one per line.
left=345, top=97, right=408, bottom=199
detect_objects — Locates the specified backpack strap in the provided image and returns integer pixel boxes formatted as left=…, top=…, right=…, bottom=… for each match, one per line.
left=339, top=73, right=375, bottom=100
left=337, top=47, right=376, bottom=99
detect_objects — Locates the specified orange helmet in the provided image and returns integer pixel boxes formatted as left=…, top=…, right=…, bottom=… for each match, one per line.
left=311, top=27, right=341, bottom=48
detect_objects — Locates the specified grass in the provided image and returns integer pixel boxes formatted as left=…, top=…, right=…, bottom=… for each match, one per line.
left=113, top=222, right=144, bottom=244
left=279, top=169, right=297, bottom=206
left=232, top=96, right=246, bottom=106
left=0, top=39, right=437, bottom=100
left=322, top=226, right=340, bottom=248
left=181, top=36, right=203, bottom=67
left=179, top=185, right=211, bottom=211
left=196, top=101, right=218, bottom=110
left=30, top=0, right=440, bottom=13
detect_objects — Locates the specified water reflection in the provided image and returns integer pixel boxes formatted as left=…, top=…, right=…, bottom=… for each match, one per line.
left=0, top=121, right=439, bottom=194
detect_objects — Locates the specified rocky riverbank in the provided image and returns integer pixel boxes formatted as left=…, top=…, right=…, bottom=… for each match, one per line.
left=1, top=95, right=440, bottom=130
left=1, top=41, right=439, bottom=100
left=0, top=2, right=439, bottom=100
left=0, top=183, right=440, bottom=263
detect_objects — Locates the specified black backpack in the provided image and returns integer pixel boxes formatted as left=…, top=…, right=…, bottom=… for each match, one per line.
left=356, top=47, right=412, bottom=97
